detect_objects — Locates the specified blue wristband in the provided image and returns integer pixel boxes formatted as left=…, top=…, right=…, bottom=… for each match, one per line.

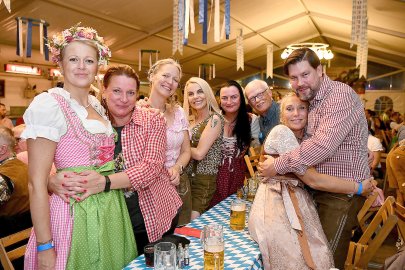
left=37, top=242, right=54, bottom=252
left=356, top=182, right=363, bottom=195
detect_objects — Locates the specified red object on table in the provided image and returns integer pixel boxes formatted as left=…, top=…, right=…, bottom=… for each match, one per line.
left=174, top=227, right=202, bottom=238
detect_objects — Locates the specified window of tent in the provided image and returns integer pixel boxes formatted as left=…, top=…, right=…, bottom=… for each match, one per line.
left=374, top=96, right=393, bottom=115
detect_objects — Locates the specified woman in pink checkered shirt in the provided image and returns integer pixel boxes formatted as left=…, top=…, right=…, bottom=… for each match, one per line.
left=23, top=26, right=136, bottom=270
left=49, top=65, right=182, bottom=255
left=144, top=58, right=192, bottom=225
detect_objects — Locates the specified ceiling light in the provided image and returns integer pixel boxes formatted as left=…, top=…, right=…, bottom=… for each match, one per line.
left=280, top=43, right=334, bottom=60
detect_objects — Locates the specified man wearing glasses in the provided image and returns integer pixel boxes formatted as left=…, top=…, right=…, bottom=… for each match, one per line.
left=244, top=80, right=280, bottom=144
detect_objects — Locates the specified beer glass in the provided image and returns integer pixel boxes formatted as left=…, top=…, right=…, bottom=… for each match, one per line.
left=247, top=176, right=258, bottom=202
left=230, top=199, right=246, bottom=231
left=201, top=224, right=224, bottom=270
left=154, top=242, right=177, bottom=270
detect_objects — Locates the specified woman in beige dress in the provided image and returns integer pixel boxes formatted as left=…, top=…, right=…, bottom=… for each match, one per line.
left=248, top=92, right=374, bottom=270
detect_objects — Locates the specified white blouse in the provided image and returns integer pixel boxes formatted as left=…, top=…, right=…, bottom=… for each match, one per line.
left=22, top=87, right=113, bottom=142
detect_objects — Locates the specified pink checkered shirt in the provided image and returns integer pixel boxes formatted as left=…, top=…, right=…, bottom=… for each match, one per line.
left=122, top=108, right=182, bottom=242
left=274, top=75, right=370, bottom=183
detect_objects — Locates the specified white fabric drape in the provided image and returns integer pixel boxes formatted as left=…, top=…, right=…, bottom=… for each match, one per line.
left=351, top=0, right=368, bottom=78
left=266, top=45, right=273, bottom=79
left=236, top=29, right=244, bottom=71
left=0, top=0, right=11, bottom=12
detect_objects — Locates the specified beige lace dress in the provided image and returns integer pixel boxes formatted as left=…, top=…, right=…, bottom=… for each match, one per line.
left=248, top=125, right=334, bottom=270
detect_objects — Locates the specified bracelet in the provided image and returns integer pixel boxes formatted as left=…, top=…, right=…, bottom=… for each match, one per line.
left=36, top=239, right=52, bottom=245
left=356, top=182, right=363, bottom=195
left=104, top=175, right=111, bottom=192
left=37, top=241, right=54, bottom=252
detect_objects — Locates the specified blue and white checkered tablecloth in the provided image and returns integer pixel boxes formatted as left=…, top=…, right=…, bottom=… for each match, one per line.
left=123, top=194, right=264, bottom=270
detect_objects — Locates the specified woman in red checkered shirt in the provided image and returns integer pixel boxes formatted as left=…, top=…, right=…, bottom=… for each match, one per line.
left=48, top=65, right=182, bottom=255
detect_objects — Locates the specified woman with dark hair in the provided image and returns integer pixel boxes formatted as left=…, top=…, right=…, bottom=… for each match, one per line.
left=209, top=80, right=252, bottom=206
left=48, top=65, right=182, bottom=255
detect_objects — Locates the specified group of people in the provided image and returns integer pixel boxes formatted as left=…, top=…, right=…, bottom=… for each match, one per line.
left=9, top=24, right=258, bottom=270
left=0, top=23, right=396, bottom=270
left=246, top=48, right=376, bottom=269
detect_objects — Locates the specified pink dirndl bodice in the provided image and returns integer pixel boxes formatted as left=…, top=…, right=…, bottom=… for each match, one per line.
left=25, top=93, right=114, bottom=270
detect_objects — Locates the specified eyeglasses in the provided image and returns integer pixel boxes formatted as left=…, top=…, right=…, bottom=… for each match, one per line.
left=248, top=88, right=269, bottom=104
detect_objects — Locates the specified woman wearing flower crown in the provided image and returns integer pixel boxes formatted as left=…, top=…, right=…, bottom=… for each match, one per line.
left=22, top=24, right=136, bottom=270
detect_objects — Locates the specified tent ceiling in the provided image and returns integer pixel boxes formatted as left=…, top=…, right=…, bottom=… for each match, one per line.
left=1, top=0, right=404, bottom=87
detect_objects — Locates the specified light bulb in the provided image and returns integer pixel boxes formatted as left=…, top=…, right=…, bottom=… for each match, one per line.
left=281, top=50, right=289, bottom=59
left=324, top=50, right=334, bottom=60
left=316, top=49, right=324, bottom=59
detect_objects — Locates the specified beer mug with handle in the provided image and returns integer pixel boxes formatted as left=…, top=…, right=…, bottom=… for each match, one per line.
left=154, top=242, right=177, bottom=270
left=201, top=224, right=224, bottom=270
left=230, top=199, right=246, bottom=231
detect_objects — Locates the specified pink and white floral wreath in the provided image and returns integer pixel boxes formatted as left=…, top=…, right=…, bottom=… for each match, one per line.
left=47, top=23, right=111, bottom=66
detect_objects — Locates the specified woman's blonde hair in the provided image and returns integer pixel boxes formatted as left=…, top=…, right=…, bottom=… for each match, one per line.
left=183, top=77, right=221, bottom=120
left=148, top=58, right=182, bottom=110
left=147, top=58, right=182, bottom=82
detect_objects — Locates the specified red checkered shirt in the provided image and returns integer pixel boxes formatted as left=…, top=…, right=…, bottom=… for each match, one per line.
left=274, top=75, right=370, bottom=182
left=122, top=108, right=182, bottom=242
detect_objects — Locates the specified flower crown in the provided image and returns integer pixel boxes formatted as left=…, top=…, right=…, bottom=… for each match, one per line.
left=47, top=23, right=111, bottom=66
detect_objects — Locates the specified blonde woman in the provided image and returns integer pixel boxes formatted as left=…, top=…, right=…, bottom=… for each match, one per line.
left=23, top=25, right=136, bottom=270
left=145, top=59, right=191, bottom=224
left=250, top=92, right=374, bottom=270
left=183, top=77, right=224, bottom=220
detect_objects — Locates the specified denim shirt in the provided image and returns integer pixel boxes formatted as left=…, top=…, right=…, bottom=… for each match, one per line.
left=258, top=100, right=280, bottom=144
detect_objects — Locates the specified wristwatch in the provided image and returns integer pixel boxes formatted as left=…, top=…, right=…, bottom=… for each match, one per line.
left=104, top=175, right=111, bottom=192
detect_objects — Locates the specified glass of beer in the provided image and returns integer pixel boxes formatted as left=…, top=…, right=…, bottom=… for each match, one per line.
left=247, top=176, right=258, bottom=202
left=201, top=224, right=224, bottom=270
left=230, top=199, right=246, bottom=231
left=154, top=242, right=177, bottom=270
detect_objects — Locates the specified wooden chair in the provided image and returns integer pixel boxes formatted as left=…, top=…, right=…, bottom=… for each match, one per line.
left=0, top=227, right=32, bottom=270
left=394, top=202, right=405, bottom=243
left=345, top=196, right=398, bottom=270
left=248, top=146, right=259, bottom=157
left=244, top=151, right=261, bottom=178
left=357, top=192, right=379, bottom=232
left=380, top=152, right=389, bottom=193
